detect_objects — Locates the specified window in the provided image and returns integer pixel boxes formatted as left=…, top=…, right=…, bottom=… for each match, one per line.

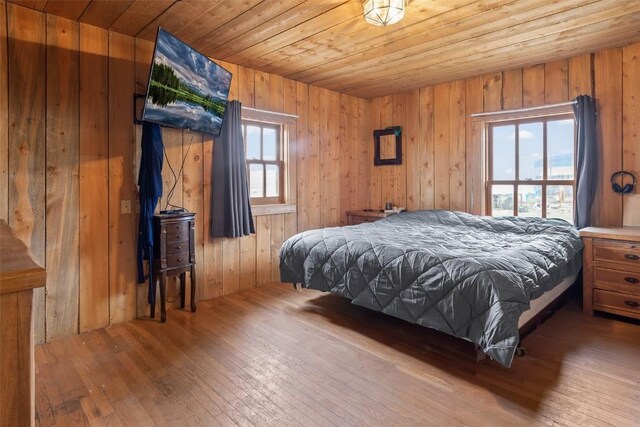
left=243, top=120, right=284, bottom=205
left=486, top=114, right=576, bottom=223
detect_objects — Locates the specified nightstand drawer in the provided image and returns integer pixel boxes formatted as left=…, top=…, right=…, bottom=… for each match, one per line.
left=166, top=252, right=191, bottom=269
left=166, top=222, right=189, bottom=242
left=346, top=210, right=397, bottom=225
left=593, top=239, right=640, bottom=266
left=593, top=289, right=640, bottom=318
left=351, top=216, right=378, bottom=225
left=166, top=240, right=190, bottom=255
left=594, top=267, right=640, bottom=295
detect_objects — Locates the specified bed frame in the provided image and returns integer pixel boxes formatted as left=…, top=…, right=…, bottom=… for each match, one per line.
left=291, top=272, right=580, bottom=362
left=514, top=273, right=579, bottom=356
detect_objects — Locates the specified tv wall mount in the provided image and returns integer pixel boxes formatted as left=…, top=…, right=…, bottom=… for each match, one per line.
left=133, top=93, right=146, bottom=125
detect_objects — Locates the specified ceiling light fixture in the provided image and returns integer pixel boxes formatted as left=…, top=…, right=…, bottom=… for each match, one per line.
left=363, top=0, right=405, bottom=26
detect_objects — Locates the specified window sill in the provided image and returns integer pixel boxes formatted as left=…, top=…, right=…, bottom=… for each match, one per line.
left=251, top=204, right=296, bottom=216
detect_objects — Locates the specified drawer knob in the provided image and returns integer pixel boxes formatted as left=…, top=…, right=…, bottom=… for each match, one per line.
left=624, top=300, right=640, bottom=308
left=624, top=254, right=639, bottom=261
left=176, top=245, right=181, bottom=250
left=176, top=235, right=181, bottom=239
left=624, top=277, right=640, bottom=284
left=177, top=258, right=182, bottom=262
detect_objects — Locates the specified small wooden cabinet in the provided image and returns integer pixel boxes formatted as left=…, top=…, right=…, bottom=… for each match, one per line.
left=0, top=220, right=46, bottom=427
left=153, top=212, right=196, bottom=322
left=580, top=227, right=640, bottom=320
left=346, top=210, right=397, bottom=225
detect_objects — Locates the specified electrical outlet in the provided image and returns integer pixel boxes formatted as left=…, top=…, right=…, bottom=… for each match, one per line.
left=121, top=200, right=131, bottom=215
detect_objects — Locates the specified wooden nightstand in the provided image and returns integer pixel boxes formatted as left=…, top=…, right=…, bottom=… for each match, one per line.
left=579, top=226, right=640, bottom=320
left=346, top=210, right=396, bottom=225
left=153, top=212, right=197, bottom=322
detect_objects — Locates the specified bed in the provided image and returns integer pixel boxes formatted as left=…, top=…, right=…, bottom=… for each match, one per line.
left=279, top=210, right=583, bottom=367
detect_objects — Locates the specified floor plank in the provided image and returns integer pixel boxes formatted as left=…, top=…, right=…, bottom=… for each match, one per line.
left=35, top=284, right=640, bottom=426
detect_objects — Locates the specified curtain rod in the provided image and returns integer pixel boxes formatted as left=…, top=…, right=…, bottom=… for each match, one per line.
left=470, top=100, right=577, bottom=118
left=242, top=106, right=299, bottom=120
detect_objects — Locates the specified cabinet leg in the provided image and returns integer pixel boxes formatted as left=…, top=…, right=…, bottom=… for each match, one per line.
left=190, top=264, right=197, bottom=313
left=180, top=272, right=186, bottom=309
left=159, top=272, right=167, bottom=323
left=149, top=278, right=156, bottom=319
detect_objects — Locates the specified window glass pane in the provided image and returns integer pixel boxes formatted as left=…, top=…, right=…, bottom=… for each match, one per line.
left=263, top=128, right=278, bottom=161
left=492, top=125, right=515, bottom=180
left=517, top=185, right=542, bottom=217
left=491, top=185, right=513, bottom=217
left=265, top=165, right=279, bottom=197
left=547, top=119, right=575, bottom=180
left=246, top=125, right=261, bottom=160
left=547, top=185, right=574, bottom=223
left=518, top=122, right=543, bottom=180
left=249, top=163, right=264, bottom=198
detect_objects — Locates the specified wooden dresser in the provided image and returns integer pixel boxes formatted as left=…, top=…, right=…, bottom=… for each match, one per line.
left=152, top=212, right=196, bottom=322
left=580, top=227, right=640, bottom=319
left=0, top=220, right=46, bottom=427
left=346, top=210, right=396, bottom=225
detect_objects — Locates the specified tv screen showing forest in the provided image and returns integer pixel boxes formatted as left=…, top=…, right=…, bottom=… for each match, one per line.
left=142, top=28, right=232, bottom=136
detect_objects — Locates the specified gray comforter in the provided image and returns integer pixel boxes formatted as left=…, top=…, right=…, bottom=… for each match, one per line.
left=279, top=210, right=582, bottom=367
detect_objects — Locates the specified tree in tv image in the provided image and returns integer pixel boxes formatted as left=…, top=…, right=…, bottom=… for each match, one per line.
left=143, top=29, right=232, bottom=136
left=148, top=63, right=179, bottom=106
left=148, top=62, right=225, bottom=116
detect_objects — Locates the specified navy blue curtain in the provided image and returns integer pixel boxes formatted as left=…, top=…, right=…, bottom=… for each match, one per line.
left=211, top=101, right=255, bottom=237
left=573, top=95, right=597, bottom=229
left=136, top=122, right=163, bottom=305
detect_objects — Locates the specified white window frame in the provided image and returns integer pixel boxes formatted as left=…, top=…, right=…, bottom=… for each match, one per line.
left=241, top=107, right=297, bottom=216
left=243, top=120, right=285, bottom=205
left=473, top=104, right=577, bottom=222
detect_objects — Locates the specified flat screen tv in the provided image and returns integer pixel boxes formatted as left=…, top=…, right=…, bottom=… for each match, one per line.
left=142, top=28, right=232, bottom=137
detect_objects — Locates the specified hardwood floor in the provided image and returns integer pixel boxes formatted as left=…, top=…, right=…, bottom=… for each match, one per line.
left=35, top=284, right=640, bottom=426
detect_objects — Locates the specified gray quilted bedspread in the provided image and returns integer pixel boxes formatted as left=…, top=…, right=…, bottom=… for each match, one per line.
left=279, top=210, right=583, bottom=367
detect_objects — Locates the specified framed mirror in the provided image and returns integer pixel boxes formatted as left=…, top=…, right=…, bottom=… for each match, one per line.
left=374, top=126, right=402, bottom=166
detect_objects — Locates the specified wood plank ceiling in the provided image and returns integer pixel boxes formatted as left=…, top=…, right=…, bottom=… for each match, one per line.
left=9, top=0, right=640, bottom=98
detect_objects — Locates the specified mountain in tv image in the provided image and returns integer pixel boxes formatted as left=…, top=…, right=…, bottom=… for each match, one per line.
left=144, top=29, right=231, bottom=136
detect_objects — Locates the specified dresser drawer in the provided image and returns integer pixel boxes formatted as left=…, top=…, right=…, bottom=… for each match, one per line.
left=593, top=267, right=640, bottom=295
left=593, top=239, right=640, bottom=266
left=593, top=289, right=640, bottom=318
left=166, top=252, right=191, bottom=269
left=165, top=221, right=190, bottom=242
left=166, top=240, right=190, bottom=255
left=351, top=216, right=377, bottom=225
left=347, top=211, right=397, bottom=225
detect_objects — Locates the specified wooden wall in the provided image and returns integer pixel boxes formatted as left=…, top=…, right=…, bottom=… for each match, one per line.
left=3, top=0, right=638, bottom=344
left=369, top=45, right=640, bottom=228
left=0, top=1, right=370, bottom=343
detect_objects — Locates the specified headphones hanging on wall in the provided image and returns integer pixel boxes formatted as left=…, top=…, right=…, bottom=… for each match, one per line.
left=611, top=171, right=637, bottom=194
